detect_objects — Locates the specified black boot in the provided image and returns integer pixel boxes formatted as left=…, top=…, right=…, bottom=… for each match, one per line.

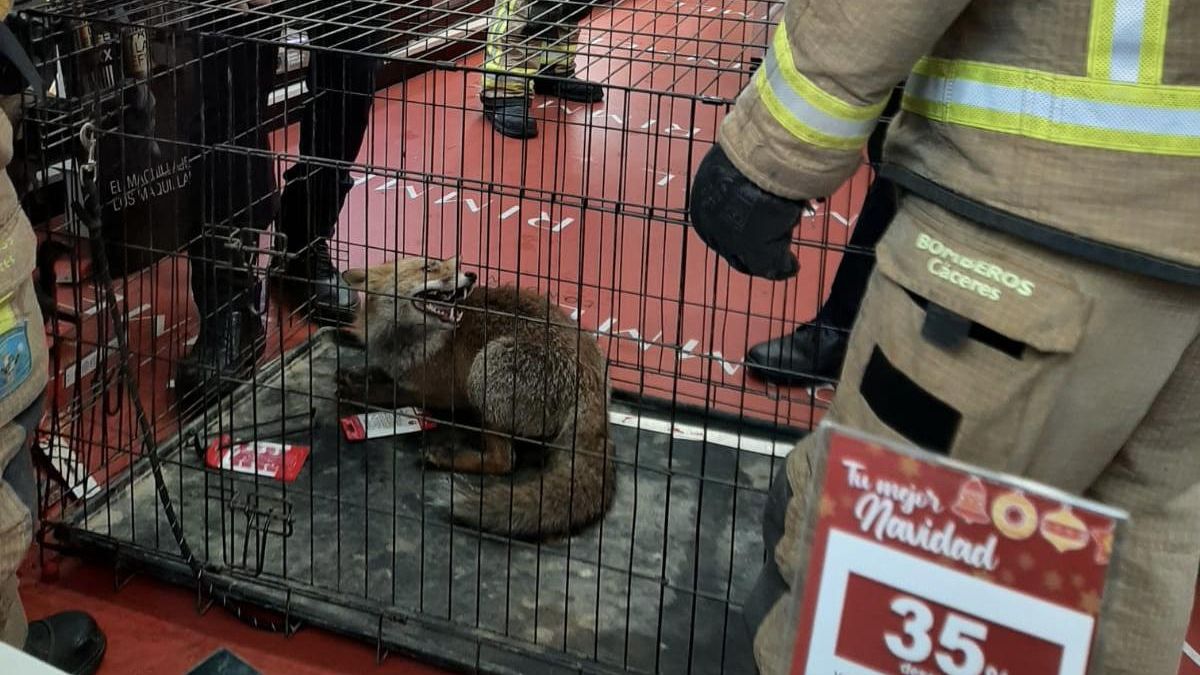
left=24, top=611, right=106, bottom=675
left=745, top=324, right=849, bottom=387
left=176, top=299, right=265, bottom=411
left=534, top=75, right=604, bottom=103
left=482, top=97, right=538, bottom=139
left=280, top=237, right=359, bottom=326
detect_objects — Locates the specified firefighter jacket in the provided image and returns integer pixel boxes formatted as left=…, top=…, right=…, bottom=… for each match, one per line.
left=0, top=109, right=46, bottom=473
left=717, top=0, right=1200, bottom=272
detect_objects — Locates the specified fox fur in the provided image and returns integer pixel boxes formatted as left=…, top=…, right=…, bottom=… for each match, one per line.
left=338, top=256, right=616, bottom=540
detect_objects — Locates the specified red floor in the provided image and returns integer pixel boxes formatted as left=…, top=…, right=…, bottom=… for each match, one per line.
left=40, top=0, right=865, bottom=556
left=16, top=551, right=1200, bottom=673
left=17, top=553, right=449, bottom=675
left=42, top=0, right=858, bottom=514
left=265, top=0, right=869, bottom=430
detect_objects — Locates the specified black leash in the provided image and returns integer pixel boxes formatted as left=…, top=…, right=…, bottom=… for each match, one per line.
left=73, top=119, right=295, bottom=634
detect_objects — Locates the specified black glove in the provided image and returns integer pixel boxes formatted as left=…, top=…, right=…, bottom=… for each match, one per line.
left=689, top=143, right=807, bottom=280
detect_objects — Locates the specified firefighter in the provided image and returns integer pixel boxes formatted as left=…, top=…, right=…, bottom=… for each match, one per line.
left=480, top=0, right=604, bottom=138
left=179, top=2, right=378, bottom=404
left=0, top=1, right=107, bottom=671
left=689, top=2, right=1200, bottom=674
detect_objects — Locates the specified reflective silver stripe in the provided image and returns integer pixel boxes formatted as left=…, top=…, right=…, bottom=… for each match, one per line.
left=761, top=46, right=876, bottom=141
left=1110, top=0, right=1146, bottom=82
left=907, top=72, right=1200, bottom=137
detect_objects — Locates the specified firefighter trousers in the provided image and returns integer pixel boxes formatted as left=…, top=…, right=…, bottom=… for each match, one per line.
left=0, top=395, right=49, bottom=649
left=744, top=196, right=1200, bottom=675
left=481, top=0, right=581, bottom=100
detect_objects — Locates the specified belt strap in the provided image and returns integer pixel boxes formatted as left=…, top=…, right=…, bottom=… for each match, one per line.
left=879, top=164, right=1200, bottom=288
left=0, top=22, right=42, bottom=98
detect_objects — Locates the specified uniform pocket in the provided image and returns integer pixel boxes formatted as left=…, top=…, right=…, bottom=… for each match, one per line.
left=831, top=205, right=1092, bottom=472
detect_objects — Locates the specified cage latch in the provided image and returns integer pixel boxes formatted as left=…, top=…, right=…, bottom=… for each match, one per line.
left=205, top=478, right=294, bottom=576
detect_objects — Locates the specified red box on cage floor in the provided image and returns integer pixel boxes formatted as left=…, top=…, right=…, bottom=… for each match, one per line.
left=203, top=434, right=311, bottom=483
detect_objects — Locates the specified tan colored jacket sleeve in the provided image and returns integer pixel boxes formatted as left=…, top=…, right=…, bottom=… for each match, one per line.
left=718, top=0, right=973, bottom=200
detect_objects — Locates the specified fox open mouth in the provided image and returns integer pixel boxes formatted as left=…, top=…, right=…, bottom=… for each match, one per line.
left=413, top=284, right=473, bottom=324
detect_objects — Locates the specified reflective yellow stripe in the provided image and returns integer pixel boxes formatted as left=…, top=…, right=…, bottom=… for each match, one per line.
left=1138, top=0, right=1170, bottom=84
left=483, top=63, right=538, bottom=74
left=1087, top=0, right=1118, bottom=80
left=0, top=292, right=14, bottom=334
left=914, top=57, right=1200, bottom=109
left=905, top=58, right=1200, bottom=157
left=755, top=17, right=886, bottom=150
left=768, top=20, right=883, bottom=124
left=1087, top=0, right=1172, bottom=84
left=483, top=0, right=537, bottom=96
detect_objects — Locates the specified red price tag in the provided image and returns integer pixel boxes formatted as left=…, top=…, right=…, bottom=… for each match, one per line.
left=791, top=425, right=1127, bottom=675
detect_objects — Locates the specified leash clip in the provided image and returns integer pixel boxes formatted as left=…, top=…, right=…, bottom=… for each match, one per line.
left=79, top=122, right=98, bottom=178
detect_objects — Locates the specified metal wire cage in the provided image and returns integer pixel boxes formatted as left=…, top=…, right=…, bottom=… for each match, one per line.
left=15, top=0, right=876, bottom=672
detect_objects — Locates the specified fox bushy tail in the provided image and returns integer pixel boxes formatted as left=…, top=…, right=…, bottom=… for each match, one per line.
left=453, top=411, right=615, bottom=540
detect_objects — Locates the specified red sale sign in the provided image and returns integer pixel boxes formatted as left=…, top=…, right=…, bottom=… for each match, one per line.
left=791, top=424, right=1127, bottom=675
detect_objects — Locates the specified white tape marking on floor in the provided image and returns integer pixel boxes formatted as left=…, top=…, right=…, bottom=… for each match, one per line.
left=268, top=80, right=308, bottom=107
left=45, top=435, right=102, bottom=501
left=389, top=17, right=491, bottom=60
left=1184, top=642, right=1200, bottom=667
left=609, top=411, right=793, bottom=457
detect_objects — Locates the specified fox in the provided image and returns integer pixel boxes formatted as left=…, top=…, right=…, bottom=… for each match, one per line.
left=337, top=256, right=616, bottom=540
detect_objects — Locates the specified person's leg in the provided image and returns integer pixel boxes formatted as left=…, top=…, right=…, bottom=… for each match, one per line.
left=0, top=575, right=23, bottom=647
left=178, top=29, right=279, bottom=409
left=0, top=395, right=105, bottom=674
left=1082, top=334, right=1200, bottom=674
left=744, top=177, right=897, bottom=387
left=481, top=0, right=540, bottom=139
left=745, top=87, right=903, bottom=387
left=277, top=1, right=378, bottom=324
left=0, top=460, right=31, bottom=648
left=531, top=16, right=603, bottom=103
left=744, top=197, right=1200, bottom=674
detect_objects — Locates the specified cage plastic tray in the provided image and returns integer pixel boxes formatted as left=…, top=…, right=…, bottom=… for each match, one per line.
left=64, top=328, right=781, bottom=674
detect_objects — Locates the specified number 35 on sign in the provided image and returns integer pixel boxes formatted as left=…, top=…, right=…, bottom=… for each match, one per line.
left=789, top=424, right=1127, bottom=675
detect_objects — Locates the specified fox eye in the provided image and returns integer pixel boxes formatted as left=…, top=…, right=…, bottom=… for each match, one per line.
left=424, top=262, right=436, bottom=273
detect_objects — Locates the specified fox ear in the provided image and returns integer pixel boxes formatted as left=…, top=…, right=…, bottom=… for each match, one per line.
left=342, top=268, right=367, bottom=288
